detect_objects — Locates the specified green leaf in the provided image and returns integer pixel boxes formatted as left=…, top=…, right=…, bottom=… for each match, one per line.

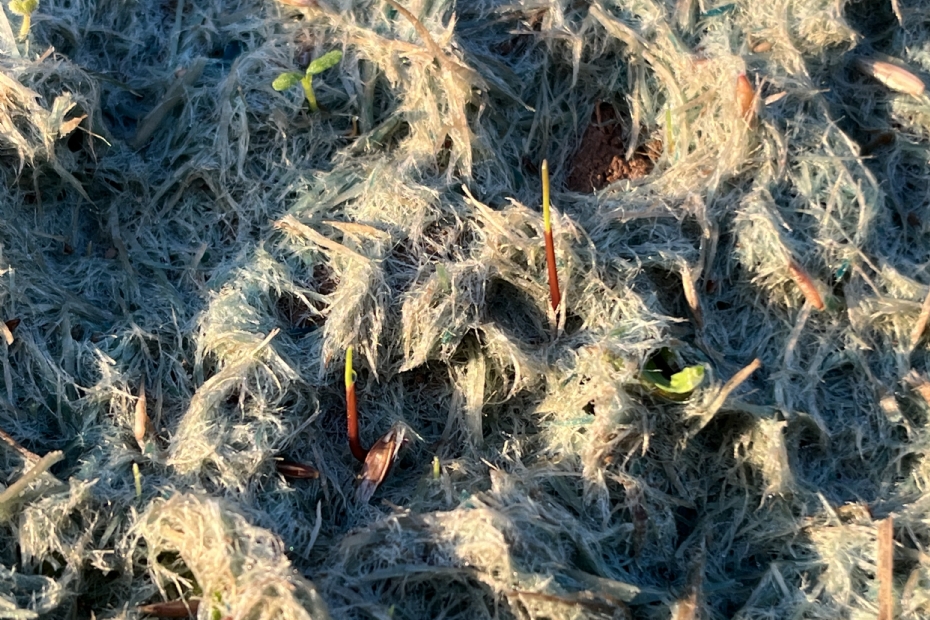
left=641, top=364, right=705, bottom=395
left=9, top=0, right=37, bottom=15
left=272, top=72, right=303, bottom=91
left=667, top=365, right=705, bottom=393
left=306, top=50, right=343, bottom=76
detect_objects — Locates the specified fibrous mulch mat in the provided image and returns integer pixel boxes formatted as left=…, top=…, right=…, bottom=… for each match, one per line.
left=2, top=0, right=930, bottom=619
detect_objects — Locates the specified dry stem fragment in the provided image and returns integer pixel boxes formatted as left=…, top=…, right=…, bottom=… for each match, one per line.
left=787, top=260, right=825, bottom=311
left=910, top=287, right=930, bottom=350
left=707, top=358, right=762, bottom=417
left=877, top=516, right=894, bottom=620
left=134, top=382, right=148, bottom=445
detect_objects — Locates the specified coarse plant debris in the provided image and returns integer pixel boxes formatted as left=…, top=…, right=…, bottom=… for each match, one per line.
left=2, top=0, right=930, bottom=619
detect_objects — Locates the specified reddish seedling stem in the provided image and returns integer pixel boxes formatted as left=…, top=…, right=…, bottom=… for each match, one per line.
left=542, top=160, right=561, bottom=312
left=346, top=346, right=368, bottom=462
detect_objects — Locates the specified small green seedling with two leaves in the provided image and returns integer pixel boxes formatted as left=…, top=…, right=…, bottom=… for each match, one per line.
left=273, top=50, right=342, bottom=113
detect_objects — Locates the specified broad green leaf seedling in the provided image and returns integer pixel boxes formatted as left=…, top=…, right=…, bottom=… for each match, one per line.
left=273, top=49, right=343, bottom=113
left=8, top=0, right=37, bottom=40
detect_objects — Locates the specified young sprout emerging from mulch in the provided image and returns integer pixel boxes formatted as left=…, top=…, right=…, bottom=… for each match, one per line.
left=8, top=0, right=37, bottom=41
left=345, top=345, right=367, bottom=462
left=541, top=160, right=561, bottom=313
left=273, top=49, right=343, bottom=113
left=345, top=345, right=409, bottom=502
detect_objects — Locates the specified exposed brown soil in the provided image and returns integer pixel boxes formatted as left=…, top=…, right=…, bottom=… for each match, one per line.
left=566, top=104, right=659, bottom=192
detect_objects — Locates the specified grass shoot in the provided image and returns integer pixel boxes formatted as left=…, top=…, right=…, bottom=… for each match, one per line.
left=345, top=345, right=367, bottom=462
left=541, top=160, right=561, bottom=313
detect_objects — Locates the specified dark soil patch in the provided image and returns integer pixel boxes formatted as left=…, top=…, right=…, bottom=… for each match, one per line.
left=566, top=104, right=660, bottom=192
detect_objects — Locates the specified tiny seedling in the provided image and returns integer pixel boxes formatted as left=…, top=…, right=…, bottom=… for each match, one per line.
left=345, top=345, right=367, bottom=462
left=541, top=160, right=561, bottom=313
left=640, top=348, right=705, bottom=399
left=132, top=462, right=142, bottom=498
left=8, top=0, right=37, bottom=41
left=345, top=345, right=410, bottom=502
left=273, top=49, right=343, bottom=113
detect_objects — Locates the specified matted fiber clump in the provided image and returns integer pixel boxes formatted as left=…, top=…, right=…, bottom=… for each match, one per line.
left=1, top=0, right=930, bottom=618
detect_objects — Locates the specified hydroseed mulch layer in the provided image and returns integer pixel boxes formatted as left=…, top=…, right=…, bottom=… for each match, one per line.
left=1, top=0, right=930, bottom=618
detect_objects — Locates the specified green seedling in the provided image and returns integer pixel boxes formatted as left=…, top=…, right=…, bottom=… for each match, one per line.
left=640, top=348, right=705, bottom=399
left=9, top=0, right=37, bottom=41
left=273, top=50, right=343, bottom=113
left=541, top=160, right=561, bottom=313
left=345, top=345, right=367, bottom=462
left=132, top=462, right=142, bottom=497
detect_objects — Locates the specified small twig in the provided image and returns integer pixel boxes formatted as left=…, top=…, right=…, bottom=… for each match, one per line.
left=0, top=425, right=39, bottom=463
left=706, top=358, right=762, bottom=417
left=878, top=516, right=894, bottom=620
left=346, top=346, right=368, bottom=462
left=541, top=160, right=561, bottom=313
left=0, top=450, right=64, bottom=520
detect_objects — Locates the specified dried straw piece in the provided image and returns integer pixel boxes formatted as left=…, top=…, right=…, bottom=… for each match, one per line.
left=138, top=599, right=200, bottom=618
left=787, top=261, right=825, bottom=311
left=856, top=57, right=925, bottom=96
left=706, top=359, right=762, bottom=417
left=904, top=371, right=930, bottom=406
left=910, top=287, right=930, bottom=349
left=0, top=450, right=63, bottom=521
left=736, top=73, right=755, bottom=121
left=877, top=516, right=894, bottom=620
left=681, top=266, right=703, bottom=328
left=0, top=425, right=39, bottom=462
left=134, top=383, right=148, bottom=446
left=0, top=318, right=17, bottom=345
left=275, top=460, right=320, bottom=480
